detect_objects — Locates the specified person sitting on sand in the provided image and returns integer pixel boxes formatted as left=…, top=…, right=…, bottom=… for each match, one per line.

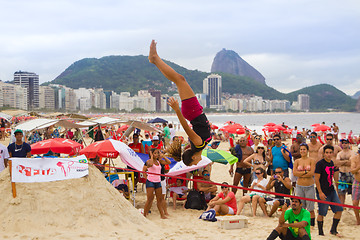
left=197, top=170, right=217, bottom=201
left=168, top=179, right=189, bottom=210
left=149, top=40, right=211, bottom=166
left=266, top=198, right=311, bottom=240
left=206, top=182, right=237, bottom=215
left=236, top=167, right=269, bottom=217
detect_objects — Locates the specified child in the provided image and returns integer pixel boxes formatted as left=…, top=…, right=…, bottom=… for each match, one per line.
left=143, top=148, right=171, bottom=219
left=169, top=179, right=189, bottom=210
left=149, top=40, right=211, bottom=166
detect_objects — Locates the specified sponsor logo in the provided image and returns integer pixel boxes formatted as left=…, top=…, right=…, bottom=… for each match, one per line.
left=17, top=165, right=56, bottom=176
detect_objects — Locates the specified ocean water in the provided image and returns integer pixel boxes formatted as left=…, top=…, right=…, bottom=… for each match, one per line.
left=162, top=112, right=360, bottom=136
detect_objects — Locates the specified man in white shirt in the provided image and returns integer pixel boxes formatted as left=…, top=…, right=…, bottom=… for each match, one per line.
left=0, top=143, right=10, bottom=172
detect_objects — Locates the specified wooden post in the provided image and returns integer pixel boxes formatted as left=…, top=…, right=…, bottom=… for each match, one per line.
left=9, top=160, right=17, bottom=198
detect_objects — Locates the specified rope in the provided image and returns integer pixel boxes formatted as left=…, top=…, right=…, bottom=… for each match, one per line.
left=89, top=162, right=360, bottom=210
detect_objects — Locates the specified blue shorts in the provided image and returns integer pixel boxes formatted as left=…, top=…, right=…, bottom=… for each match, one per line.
left=146, top=180, right=162, bottom=189
left=317, top=190, right=343, bottom=216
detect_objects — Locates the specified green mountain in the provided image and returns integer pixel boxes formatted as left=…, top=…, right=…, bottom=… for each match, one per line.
left=49, top=55, right=356, bottom=111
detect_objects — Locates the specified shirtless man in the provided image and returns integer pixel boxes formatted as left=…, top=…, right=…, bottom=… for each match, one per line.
left=335, top=139, right=355, bottom=205
left=318, top=133, right=342, bottom=190
left=350, top=147, right=360, bottom=225
left=290, top=133, right=303, bottom=187
left=229, top=136, right=254, bottom=195
left=333, top=123, right=339, bottom=144
left=308, top=132, right=322, bottom=160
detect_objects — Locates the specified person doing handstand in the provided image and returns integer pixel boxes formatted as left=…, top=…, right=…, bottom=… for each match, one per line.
left=149, top=40, right=211, bottom=166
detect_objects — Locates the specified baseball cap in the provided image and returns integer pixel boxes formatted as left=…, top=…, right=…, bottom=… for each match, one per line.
left=340, top=139, right=350, bottom=143
left=152, top=136, right=159, bottom=141
left=14, top=129, right=23, bottom=135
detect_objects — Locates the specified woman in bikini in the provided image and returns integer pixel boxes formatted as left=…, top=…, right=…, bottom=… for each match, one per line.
left=149, top=40, right=211, bottom=166
left=244, top=143, right=269, bottom=179
left=293, top=143, right=316, bottom=227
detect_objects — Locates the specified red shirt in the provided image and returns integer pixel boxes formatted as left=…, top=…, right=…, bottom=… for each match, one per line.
left=218, top=191, right=237, bottom=213
left=129, top=142, right=143, bottom=153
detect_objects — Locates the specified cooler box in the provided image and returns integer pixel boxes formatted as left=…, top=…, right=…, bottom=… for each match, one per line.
left=217, top=215, right=248, bottom=229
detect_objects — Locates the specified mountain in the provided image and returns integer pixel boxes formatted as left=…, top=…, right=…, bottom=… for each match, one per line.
left=352, top=91, right=360, bottom=99
left=211, top=48, right=266, bottom=85
left=286, top=84, right=356, bottom=111
left=49, top=55, right=356, bottom=111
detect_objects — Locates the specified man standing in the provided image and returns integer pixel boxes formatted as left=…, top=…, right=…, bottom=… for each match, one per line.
left=229, top=136, right=254, bottom=195
left=335, top=139, right=355, bottom=205
left=270, top=134, right=290, bottom=177
left=267, top=198, right=311, bottom=240
left=315, top=145, right=343, bottom=237
left=308, top=132, right=322, bottom=160
left=0, top=142, right=10, bottom=172
left=162, top=122, right=171, bottom=148
left=333, top=123, right=339, bottom=144
left=350, top=147, right=360, bottom=225
left=318, top=133, right=342, bottom=190
left=8, top=129, right=31, bottom=158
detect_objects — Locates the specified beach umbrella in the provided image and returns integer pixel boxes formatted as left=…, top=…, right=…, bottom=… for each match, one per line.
left=311, top=123, right=320, bottom=127
left=31, top=138, right=83, bottom=155
left=313, top=124, right=331, bottom=132
left=210, top=124, right=219, bottom=130
left=220, top=123, right=245, bottom=134
left=274, top=124, right=286, bottom=131
left=264, top=122, right=276, bottom=127
left=79, top=139, right=120, bottom=158
left=201, top=149, right=237, bottom=165
left=116, top=124, right=129, bottom=133
left=147, top=117, right=168, bottom=123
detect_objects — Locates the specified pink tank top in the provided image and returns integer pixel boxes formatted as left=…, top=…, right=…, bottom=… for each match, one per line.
left=147, top=161, right=161, bottom=183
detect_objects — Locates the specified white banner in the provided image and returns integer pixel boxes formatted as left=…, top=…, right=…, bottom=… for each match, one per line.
left=11, top=155, right=89, bottom=183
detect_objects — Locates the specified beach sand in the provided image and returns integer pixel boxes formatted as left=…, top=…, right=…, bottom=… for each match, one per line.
left=1, top=133, right=360, bottom=239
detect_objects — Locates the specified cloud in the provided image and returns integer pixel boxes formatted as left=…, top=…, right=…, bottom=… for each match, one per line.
left=0, top=0, right=359, bottom=96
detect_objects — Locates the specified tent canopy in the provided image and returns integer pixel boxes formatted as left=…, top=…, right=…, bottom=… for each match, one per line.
left=15, top=118, right=90, bottom=132
left=147, top=117, right=168, bottom=124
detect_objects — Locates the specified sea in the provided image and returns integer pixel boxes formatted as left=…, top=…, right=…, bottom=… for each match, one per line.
left=160, top=112, right=360, bottom=136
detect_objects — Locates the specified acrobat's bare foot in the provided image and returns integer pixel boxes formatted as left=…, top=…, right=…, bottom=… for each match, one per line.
left=149, top=40, right=159, bottom=64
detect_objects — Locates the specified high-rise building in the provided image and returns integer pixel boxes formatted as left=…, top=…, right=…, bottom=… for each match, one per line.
left=0, top=81, right=28, bottom=109
left=39, top=86, right=55, bottom=109
left=298, top=94, right=310, bottom=111
left=14, top=71, right=39, bottom=110
left=149, top=88, right=161, bottom=112
left=203, top=74, right=222, bottom=109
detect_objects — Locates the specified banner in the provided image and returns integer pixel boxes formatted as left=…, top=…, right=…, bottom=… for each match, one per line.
left=11, top=155, right=89, bottom=183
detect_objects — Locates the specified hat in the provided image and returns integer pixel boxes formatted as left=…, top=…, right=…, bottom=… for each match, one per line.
left=152, top=136, right=159, bottom=141
left=340, top=139, right=350, bottom=143
left=14, top=129, right=23, bottom=135
left=255, top=143, right=267, bottom=152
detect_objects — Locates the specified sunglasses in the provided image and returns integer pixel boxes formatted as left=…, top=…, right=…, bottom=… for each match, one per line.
left=275, top=171, right=282, bottom=174
left=257, top=147, right=264, bottom=150
left=326, top=138, right=333, bottom=141
left=310, top=136, right=316, bottom=138
left=255, top=138, right=260, bottom=140
left=203, top=173, right=210, bottom=176
left=255, top=172, right=262, bottom=175
left=221, top=186, right=228, bottom=189
left=274, top=138, right=281, bottom=141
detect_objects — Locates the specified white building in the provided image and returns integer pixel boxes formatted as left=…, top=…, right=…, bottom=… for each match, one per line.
left=0, top=81, right=28, bottom=110
left=119, top=92, right=133, bottom=112
left=203, top=74, right=222, bottom=109
left=39, top=86, right=55, bottom=109
left=74, top=88, right=92, bottom=111
left=14, top=71, right=39, bottom=109
left=298, top=94, right=310, bottom=111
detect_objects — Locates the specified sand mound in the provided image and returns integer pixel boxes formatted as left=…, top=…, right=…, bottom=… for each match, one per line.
left=0, top=165, right=159, bottom=239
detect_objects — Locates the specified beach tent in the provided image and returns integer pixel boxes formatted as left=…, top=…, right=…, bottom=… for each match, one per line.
left=119, top=120, right=161, bottom=133
left=15, top=118, right=90, bottom=132
left=0, top=112, right=13, bottom=122
left=77, top=116, right=123, bottom=127
left=147, top=117, right=168, bottom=123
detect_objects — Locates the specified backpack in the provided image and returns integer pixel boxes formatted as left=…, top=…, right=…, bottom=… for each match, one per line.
left=184, top=190, right=207, bottom=210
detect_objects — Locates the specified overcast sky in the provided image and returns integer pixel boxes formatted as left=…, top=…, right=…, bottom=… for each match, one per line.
left=1, top=0, right=359, bottom=95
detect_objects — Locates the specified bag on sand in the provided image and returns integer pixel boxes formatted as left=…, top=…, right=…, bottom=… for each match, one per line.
left=185, top=190, right=207, bottom=210
left=199, top=209, right=217, bottom=222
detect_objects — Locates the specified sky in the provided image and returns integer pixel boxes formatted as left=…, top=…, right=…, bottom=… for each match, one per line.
left=0, top=0, right=359, bottom=95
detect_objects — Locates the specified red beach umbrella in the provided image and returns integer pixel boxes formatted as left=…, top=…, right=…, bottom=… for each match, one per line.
left=31, top=138, right=83, bottom=155
left=116, top=124, right=129, bottom=134
left=220, top=124, right=245, bottom=134
left=313, top=124, right=331, bottom=132
left=264, top=122, right=276, bottom=127
left=79, top=140, right=119, bottom=158
left=210, top=124, right=219, bottom=130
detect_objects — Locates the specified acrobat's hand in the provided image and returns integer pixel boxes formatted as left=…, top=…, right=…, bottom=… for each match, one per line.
left=168, top=97, right=180, bottom=112
left=149, top=40, right=158, bottom=64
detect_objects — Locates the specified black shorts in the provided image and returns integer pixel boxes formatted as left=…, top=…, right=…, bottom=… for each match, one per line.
left=266, top=198, right=290, bottom=206
left=279, top=228, right=302, bottom=240
left=236, top=167, right=251, bottom=175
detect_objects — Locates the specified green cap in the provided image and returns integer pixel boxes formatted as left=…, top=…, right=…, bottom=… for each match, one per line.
left=14, top=129, right=23, bottom=135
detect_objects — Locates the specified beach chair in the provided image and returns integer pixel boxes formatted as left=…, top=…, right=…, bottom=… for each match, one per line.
left=167, top=174, right=187, bottom=204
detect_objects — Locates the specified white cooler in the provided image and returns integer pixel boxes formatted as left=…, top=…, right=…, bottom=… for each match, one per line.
left=217, top=215, right=248, bottom=229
